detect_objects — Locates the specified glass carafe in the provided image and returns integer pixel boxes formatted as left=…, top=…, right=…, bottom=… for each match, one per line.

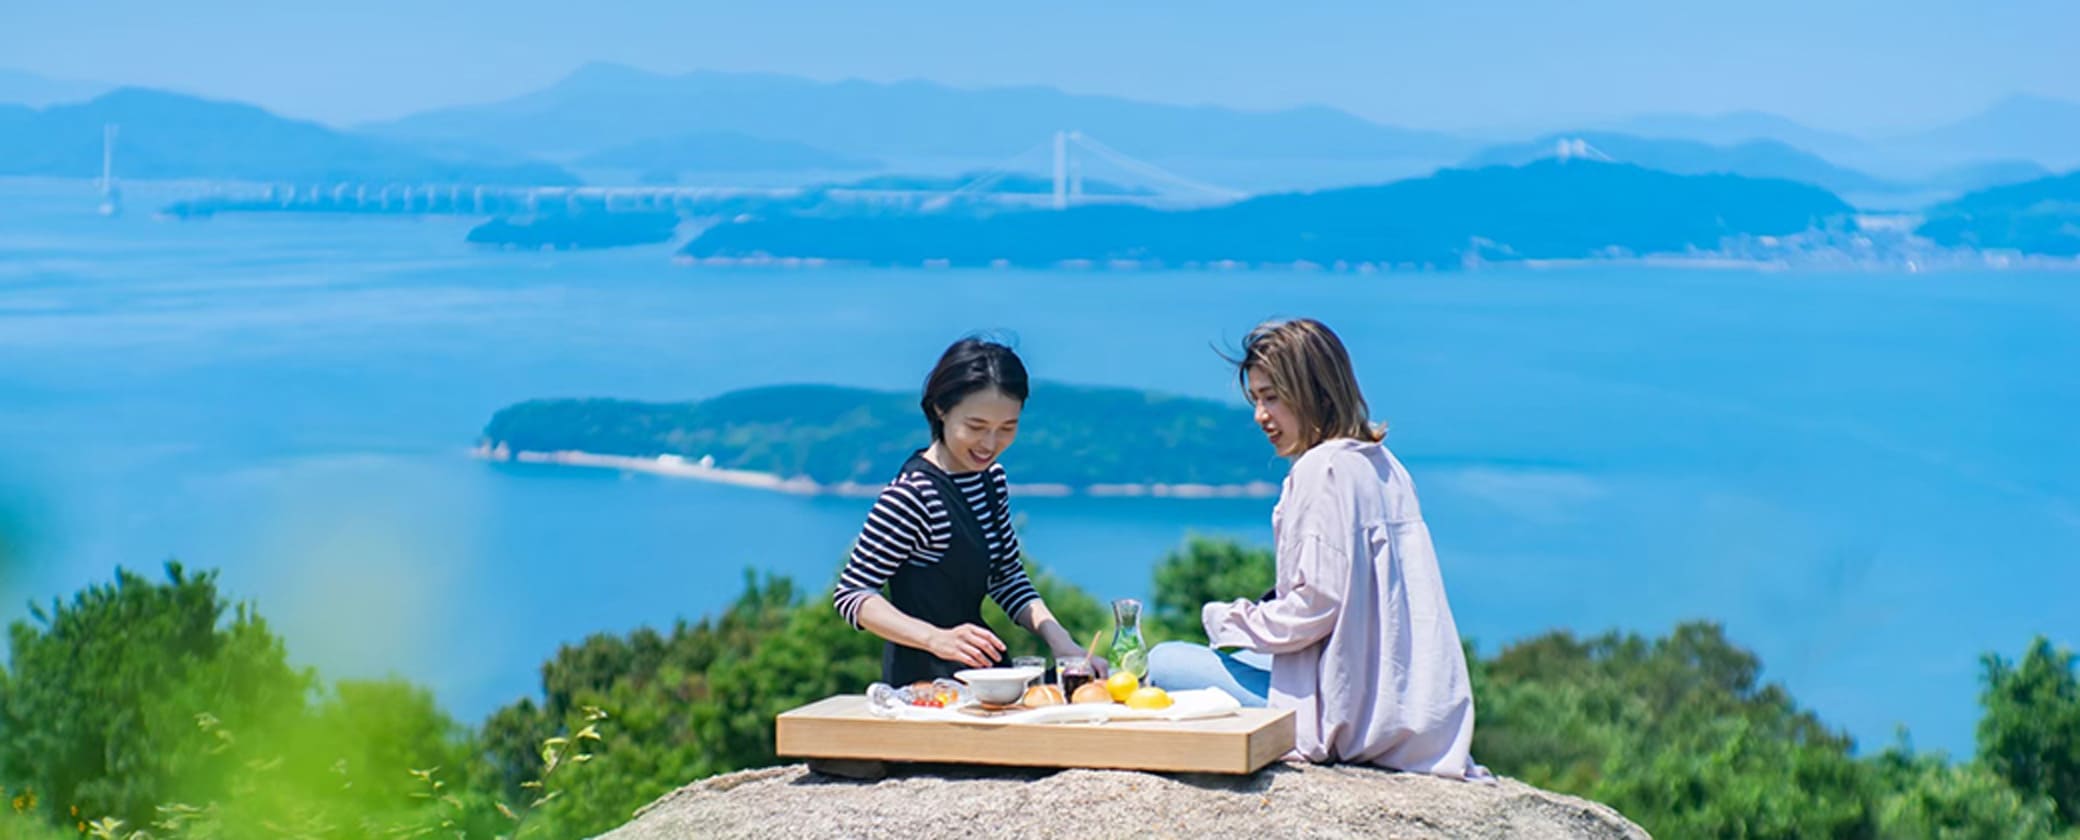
left=1110, top=598, right=1148, bottom=679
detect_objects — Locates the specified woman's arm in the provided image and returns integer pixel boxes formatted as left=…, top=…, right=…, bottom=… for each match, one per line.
left=832, top=483, right=926, bottom=628
left=1202, top=535, right=1345, bottom=653
left=1202, top=456, right=1359, bottom=653
left=833, top=481, right=1008, bottom=668
left=856, top=593, right=1005, bottom=668
left=1017, top=601, right=1087, bottom=656
left=986, top=470, right=1104, bottom=671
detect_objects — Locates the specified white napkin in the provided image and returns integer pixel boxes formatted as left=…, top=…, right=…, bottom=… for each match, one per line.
left=876, top=688, right=1241, bottom=726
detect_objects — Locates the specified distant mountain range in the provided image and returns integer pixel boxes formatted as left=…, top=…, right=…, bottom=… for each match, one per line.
left=1588, top=97, right=2080, bottom=173
left=1917, top=170, right=2080, bottom=257
left=367, top=62, right=1475, bottom=164
left=680, top=159, right=1854, bottom=267
left=0, top=68, right=109, bottom=108
left=1592, top=110, right=1876, bottom=165
left=365, top=64, right=2080, bottom=196
left=0, top=88, right=578, bottom=184
left=5, top=62, right=2074, bottom=212
left=1461, top=132, right=2048, bottom=198
left=573, top=131, right=880, bottom=174
left=1915, top=159, right=2054, bottom=193
left=1462, top=132, right=1894, bottom=196
left=1892, top=95, right=2080, bottom=171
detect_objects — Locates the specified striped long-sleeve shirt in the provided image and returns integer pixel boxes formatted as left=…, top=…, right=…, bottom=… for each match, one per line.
left=833, top=462, right=1041, bottom=629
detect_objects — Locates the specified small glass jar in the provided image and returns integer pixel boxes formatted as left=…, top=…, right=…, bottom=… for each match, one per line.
left=1056, top=655, right=1096, bottom=698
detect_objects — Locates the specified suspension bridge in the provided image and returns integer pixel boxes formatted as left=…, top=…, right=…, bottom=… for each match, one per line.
left=924, top=130, right=1248, bottom=210
left=159, top=130, right=1250, bottom=218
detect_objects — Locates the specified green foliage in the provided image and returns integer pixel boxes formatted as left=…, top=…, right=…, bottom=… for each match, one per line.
left=1147, top=536, right=1274, bottom=645
left=1595, top=713, right=1874, bottom=838
left=0, top=563, right=311, bottom=826
left=1978, top=636, right=2080, bottom=825
left=307, top=680, right=471, bottom=804
left=1475, top=622, right=1878, bottom=838
left=469, top=572, right=883, bottom=839
left=1872, top=741, right=2064, bottom=839
left=0, top=564, right=503, bottom=839
left=4, top=539, right=2079, bottom=840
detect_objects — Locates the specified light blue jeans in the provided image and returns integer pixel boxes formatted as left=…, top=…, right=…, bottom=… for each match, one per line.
left=1147, top=641, right=1271, bottom=708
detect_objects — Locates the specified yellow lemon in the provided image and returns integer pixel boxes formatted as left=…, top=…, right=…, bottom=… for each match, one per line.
left=1126, top=686, right=1173, bottom=710
left=1105, top=670, right=1140, bottom=702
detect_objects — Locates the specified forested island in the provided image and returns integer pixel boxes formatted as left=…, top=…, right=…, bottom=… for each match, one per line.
left=479, top=382, right=1283, bottom=493
left=1917, top=169, right=2080, bottom=256
left=678, top=160, right=1856, bottom=267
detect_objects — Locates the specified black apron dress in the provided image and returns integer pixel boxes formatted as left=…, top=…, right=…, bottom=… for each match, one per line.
left=881, top=451, right=1005, bottom=686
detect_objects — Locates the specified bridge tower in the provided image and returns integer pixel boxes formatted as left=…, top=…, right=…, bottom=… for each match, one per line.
left=1052, top=130, right=1068, bottom=210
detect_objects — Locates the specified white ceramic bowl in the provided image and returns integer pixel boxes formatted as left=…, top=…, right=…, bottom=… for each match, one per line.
left=955, top=666, right=1043, bottom=705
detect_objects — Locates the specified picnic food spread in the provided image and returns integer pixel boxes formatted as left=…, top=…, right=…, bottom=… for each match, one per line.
left=868, top=668, right=1178, bottom=717
left=779, top=687, right=1293, bottom=774
left=786, top=593, right=1288, bottom=774
left=853, top=598, right=1200, bottom=724
left=781, top=596, right=1291, bottom=774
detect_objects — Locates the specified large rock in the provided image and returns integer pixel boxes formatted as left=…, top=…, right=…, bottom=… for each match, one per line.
left=596, top=762, right=1651, bottom=839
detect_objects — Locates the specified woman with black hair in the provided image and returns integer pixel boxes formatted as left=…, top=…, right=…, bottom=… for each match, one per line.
left=832, top=337, right=1103, bottom=686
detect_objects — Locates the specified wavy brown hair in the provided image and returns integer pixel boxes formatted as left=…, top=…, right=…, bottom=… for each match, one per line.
left=1228, top=318, right=1383, bottom=452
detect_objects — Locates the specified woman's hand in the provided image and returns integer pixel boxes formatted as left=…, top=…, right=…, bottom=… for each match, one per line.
left=1015, top=601, right=1111, bottom=677
left=928, top=623, right=1006, bottom=668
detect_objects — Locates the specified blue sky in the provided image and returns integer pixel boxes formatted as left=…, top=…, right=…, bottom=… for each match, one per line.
left=3, top=0, right=2075, bottom=132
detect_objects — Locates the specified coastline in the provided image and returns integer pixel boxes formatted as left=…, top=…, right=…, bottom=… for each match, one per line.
left=471, top=443, right=1281, bottom=499
left=666, top=250, right=2080, bottom=273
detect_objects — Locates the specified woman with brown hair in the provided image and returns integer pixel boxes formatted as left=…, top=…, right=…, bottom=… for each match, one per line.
left=1148, top=318, right=1484, bottom=778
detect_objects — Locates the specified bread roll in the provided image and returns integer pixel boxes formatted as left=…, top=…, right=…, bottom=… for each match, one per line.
left=1022, top=684, right=1066, bottom=707
left=1071, top=681, right=1114, bottom=705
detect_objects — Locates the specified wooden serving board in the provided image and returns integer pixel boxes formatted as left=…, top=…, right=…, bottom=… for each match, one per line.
left=775, top=695, right=1295, bottom=775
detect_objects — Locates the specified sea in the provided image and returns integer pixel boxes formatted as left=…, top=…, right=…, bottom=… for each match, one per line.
left=1, top=177, right=2075, bottom=757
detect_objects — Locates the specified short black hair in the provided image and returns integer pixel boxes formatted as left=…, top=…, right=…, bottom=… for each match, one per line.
left=921, top=338, right=1029, bottom=441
